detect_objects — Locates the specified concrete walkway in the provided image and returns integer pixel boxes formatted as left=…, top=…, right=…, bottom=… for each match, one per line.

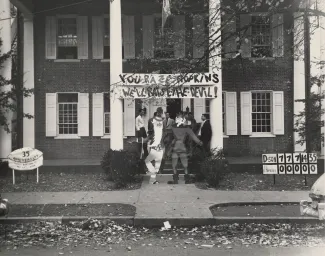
left=2, top=180, right=310, bottom=219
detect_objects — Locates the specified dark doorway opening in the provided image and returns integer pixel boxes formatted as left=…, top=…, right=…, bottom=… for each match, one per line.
left=166, top=99, right=182, bottom=119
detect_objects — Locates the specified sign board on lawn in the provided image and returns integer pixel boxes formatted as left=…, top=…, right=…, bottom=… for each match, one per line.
left=7, top=147, right=43, bottom=184
left=262, top=153, right=318, bottom=175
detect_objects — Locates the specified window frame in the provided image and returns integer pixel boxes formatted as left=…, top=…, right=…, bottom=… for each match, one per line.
left=56, top=15, right=78, bottom=60
left=250, top=13, right=272, bottom=58
left=103, top=93, right=124, bottom=135
left=55, top=92, right=80, bottom=139
left=250, top=90, right=274, bottom=137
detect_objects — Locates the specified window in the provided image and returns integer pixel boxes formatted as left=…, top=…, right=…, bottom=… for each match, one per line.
left=251, top=15, right=272, bottom=57
left=57, top=18, right=78, bottom=59
left=103, top=18, right=124, bottom=59
left=154, top=17, right=174, bottom=58
left=252, top=92, right=272, bottom=133
left=103, top=93, right=124, bottom=134
left=58, top=93, right=78, bottom=135
left=205, top=98, right=210, bottom=114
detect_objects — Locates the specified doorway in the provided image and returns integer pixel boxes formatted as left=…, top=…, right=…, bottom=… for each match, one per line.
left=166, top=99, right=182, bottom=119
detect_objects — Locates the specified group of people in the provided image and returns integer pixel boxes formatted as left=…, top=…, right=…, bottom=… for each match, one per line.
left=135, top=107, right=212, bottom=184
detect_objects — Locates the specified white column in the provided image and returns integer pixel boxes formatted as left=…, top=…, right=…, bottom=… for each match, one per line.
left=293, top=13, right=306, bottom=152
left=209, top=0, right=223, bottom=150
left=23, top=17, right=35, bottom=148
left=110, top=0, right=124, bottom=150
left=0, top=0, right=12, bottom=158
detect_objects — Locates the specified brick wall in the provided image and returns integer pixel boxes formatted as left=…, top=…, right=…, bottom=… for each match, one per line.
left=33, top=0, right=294, bottom=159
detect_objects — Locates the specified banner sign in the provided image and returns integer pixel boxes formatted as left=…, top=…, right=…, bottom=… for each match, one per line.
left=120, top=86, right=218, bottom=99
left=119, top=73, right=220, bottom=86
left=8, top=147, right=43, bottom=171
left=262, top=153, right=318, bottom=175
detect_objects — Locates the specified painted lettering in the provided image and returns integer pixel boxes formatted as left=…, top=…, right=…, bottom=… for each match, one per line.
left=212, top=74, right=219, bottom=83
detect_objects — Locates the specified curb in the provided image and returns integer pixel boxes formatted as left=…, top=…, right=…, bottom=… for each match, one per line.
left=0, top=216, right=321, bottom=227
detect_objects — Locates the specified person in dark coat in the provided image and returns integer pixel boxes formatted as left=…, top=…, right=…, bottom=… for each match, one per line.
left=197, top=113, right=212, bottom=153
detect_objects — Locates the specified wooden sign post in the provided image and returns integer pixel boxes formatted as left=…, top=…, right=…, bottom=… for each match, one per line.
left=7, top=147, right=43, bottom=185
left=262, top=153, right=318, bottom=186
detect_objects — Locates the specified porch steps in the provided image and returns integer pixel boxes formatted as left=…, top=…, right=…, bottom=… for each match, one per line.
left=142, top=174, right=195, bottom=184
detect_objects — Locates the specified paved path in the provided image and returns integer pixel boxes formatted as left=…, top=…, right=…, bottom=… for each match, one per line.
left=1, top=180, right=310, bottom=219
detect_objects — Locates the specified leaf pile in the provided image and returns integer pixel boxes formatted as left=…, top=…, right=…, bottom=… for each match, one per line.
left=1, top=220, right=324, bottom=250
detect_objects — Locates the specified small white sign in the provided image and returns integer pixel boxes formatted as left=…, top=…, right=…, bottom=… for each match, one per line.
left=285, top=153, right=293, bottom=163
left=262, top=154, right=277, bottom=164
left=263, top=165, right=278, bottom=174
left=293, top=164, right=301, bottom=174
left=286, top=164, right=293, bottom=174
left=277, top=153, right=285, bottom=164
left=309, top=164, right=318, bottom=174
left=278, top=164, right=286, bottom=174
left=301, top=164, right=309, bottom=174
left=293, top=153, right=301, bottom=163
left=301, top=153, right=308, bottom=163
left=309, top=153, right=318, bottom=163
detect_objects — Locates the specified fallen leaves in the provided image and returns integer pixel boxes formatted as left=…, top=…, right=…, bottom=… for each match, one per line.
left=1, top=220, right=324, bottom=251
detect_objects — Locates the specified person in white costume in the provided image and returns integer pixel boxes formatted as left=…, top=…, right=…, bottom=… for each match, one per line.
left=144, top=107, right=166, bottom=184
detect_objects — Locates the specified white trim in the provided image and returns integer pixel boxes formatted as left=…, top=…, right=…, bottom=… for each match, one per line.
left=249, top=133, right=276, bottom=138
left=223, top=135, right=229, bottom=138
left=101, top=135, right=127, bottom=139
left=54, top=59, right=80, bottom=62
left=55, top=135, right=81, bottom=139
left=100, top=59, right=127, bottom=62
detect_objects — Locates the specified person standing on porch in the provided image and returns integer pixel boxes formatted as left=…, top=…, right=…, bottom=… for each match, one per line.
left=167, top=117, right=203, bottom=184
left=145, top=107, right=166, bottom=184
left=135, top=108, right=148, bottom=159
left=198, top=114, right=212, bottom=154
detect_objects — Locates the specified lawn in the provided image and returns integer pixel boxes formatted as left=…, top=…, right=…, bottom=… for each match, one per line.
left=0, top=171, right=142, bottom=193
left=196, top=172, right=322, bottom=191
left=7, top=203, right=136, bottom=217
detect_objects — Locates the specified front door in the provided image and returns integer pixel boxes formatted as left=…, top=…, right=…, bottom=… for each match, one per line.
left=166, top=99, right=182, bottom=119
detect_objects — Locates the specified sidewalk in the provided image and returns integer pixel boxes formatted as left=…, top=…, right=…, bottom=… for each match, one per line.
left=1, top=180, right=310, bottom=220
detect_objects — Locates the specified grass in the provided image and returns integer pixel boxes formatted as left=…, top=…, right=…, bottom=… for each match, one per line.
left=196, top=172, right=322, bottom=191
left=210, top=203, right=301, bottom=217
left=6, top=203, right=136, bottom=217
left=0, top=170, right=142, bottom=193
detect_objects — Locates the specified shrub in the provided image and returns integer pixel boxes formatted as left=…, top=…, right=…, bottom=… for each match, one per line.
left=0, top=160, right=9, bottom=177
left=101, top=149, right=142, bottom=188
left=198, top=148, right=229, bottom=187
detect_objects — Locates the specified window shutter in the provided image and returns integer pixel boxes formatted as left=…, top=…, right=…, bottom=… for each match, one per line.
left=123, top=15, right=135, bottom=59
left=92, top=93, right=104, bottom=137
left=223, top=14, right=237, bottom=58
left=272, top=91, right=284, bottom=135
left=77, top=16, right=88, bottom=59
left=272, top=13, right=284, bottom=57
left=143, top=15, right=154, bottom=58
left=173, top=15, right=185, bottom=58
left=240, top=14, right=251, bottom=58
left=46, top=93, right=57, bottom=137
left=123, top=99, right=136, bottom=136
left=193, top=14, right=205, bottom=58
left=194, top=98, right=205, bottom=122
left=45, top=16, right=57, bottom=59
left=226, top=92, right=237, bottom=135
left=240, top=92, right=252, bottom=135
left=92, top=16, right=104, bottom=59
left=78, top=93, right=89, bottom=136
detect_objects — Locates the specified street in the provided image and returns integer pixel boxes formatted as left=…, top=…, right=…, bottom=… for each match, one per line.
left=1, top=244, right=325, bottom=256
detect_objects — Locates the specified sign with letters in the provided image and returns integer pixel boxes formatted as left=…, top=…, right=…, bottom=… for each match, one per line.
left=262, top=153, right=318, bottom=175
left=117, top=73, right=220, bottom=99
left=7, top=147, right=43, bottom=184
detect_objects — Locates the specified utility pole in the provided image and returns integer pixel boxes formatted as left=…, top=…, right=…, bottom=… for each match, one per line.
left=304, top=0, right=311, bottom=153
